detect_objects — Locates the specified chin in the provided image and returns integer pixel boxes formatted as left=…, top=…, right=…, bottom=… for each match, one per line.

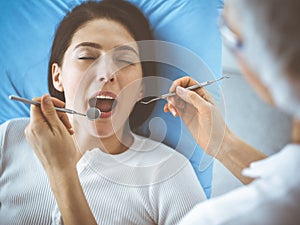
left=258, top=90, right=275, bottom=106
left=88, top=122, right=115, bottom=138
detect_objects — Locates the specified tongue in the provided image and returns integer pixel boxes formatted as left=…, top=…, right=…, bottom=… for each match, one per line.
left=96, top=99, right=114, bottom=112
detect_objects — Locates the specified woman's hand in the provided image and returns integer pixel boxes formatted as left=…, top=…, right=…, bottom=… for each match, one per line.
left=25, top=94, right=81, bottom=175
left=164, top=76, right=229, bottom=158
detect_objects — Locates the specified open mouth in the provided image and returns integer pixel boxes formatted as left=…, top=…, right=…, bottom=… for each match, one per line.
left=89, top=94, right=117, bottom=113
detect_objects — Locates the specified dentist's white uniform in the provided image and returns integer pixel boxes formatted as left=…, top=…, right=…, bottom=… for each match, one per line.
left=179, top=144, right=300, bottom=225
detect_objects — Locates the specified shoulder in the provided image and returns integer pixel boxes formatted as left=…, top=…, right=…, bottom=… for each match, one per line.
left=243, top=144, right=300, bottom=181
left=278, top=144, right=300, bottom=156
left=131, top=133, right=199, bottom=184
left=1, top=117, right=29, bottom=130
left=1, top=117, right=29, bottom=135
left=0, top=118, right=29, bottom=147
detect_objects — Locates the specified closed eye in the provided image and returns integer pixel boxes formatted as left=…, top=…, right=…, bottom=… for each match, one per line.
left=116, top=59, right=135, bottom=66
left=78, top=56, right=97, bottom=60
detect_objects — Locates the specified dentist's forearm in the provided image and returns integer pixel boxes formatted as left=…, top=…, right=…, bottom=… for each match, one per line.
left=216, top=131, right=267, bottom=184
left=292, top=117, right=300, bottom=144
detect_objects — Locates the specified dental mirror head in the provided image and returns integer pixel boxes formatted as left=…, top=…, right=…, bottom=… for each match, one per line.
left=86, top=107, right=101, bottom=120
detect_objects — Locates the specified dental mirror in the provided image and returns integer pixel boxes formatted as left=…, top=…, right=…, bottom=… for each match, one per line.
left=86, top=107, right=101, bottom=120
left=9, top=95, right=101, bottom=121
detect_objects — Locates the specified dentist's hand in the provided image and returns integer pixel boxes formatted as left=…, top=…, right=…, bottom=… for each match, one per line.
left=164, top=76, right=230, bottom=158
left=25, top=94, right=81, bottom=175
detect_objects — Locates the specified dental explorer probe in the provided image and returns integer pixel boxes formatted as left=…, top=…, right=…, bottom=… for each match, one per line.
left=9, top=95, right=86, bottom=116
left=140, top=75, right=230, bottom=105
left=9, top=95, right=102, bottom=120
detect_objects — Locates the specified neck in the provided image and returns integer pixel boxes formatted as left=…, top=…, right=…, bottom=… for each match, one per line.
left=73, top=125, right=134, bottom=155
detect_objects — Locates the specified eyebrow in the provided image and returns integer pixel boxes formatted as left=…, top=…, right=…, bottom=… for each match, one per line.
left=115, top=45, right=139, bottom=56
left=74, top=42, right=139, bottom=56
left=74, top=42, right=102, bottom=50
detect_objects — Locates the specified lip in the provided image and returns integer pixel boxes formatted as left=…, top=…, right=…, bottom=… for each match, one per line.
left=90, top=90, right=117, bottom=99
left=89, top=90, right=117, bottom=119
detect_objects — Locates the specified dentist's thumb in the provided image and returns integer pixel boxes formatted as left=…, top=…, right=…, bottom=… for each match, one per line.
left=41, top=94, right=60, bottom=127
left=176, top=86, right=208, bottom=109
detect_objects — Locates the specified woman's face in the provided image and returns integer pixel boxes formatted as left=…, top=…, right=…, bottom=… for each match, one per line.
left=52, top=19, right=143, bottom=138
left=224, top=5, right=275, bottom=105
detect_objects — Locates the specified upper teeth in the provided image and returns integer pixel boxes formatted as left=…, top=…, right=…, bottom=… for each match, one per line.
left=96, top=95, right=114, bottom=100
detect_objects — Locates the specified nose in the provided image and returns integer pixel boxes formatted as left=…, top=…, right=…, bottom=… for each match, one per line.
left=95, top=55, right=116, bottom=83
left=99, top=74, right=115, bottom=83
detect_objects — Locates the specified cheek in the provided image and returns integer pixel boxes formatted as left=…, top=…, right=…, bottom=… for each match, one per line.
left=61, top=69, right=78, bottom=92
left=60, top=68, right=86, bottom=105
left=118, top=66, right=143, bottom=92
left=116, top=68, right=143, bottom=112
left=237, top=56, right=275, bottom=105
left=61, top=57, right=93, bottom=89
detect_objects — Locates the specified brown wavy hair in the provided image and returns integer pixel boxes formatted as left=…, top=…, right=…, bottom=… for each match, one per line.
left=48, top=0, right=156, bottom=131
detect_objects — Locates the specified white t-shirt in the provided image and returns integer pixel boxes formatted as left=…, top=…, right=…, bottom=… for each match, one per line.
left=0, top=118, right=206, bottom=225
left=179, top=144, right=300, bottom=225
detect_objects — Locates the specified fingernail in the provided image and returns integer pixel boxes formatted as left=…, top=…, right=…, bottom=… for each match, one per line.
left=176, top=86, right=186, bottom=95
left=168, top=104, right=177, bottom=117
left=69, top=128, right=74, bottom=135
left=170, top=108, right=177, bottom=117
left=44, top=95, right=51, bottom=105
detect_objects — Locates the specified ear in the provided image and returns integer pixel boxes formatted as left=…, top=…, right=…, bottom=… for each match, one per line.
left=52, top=63, right=64, bottom=92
